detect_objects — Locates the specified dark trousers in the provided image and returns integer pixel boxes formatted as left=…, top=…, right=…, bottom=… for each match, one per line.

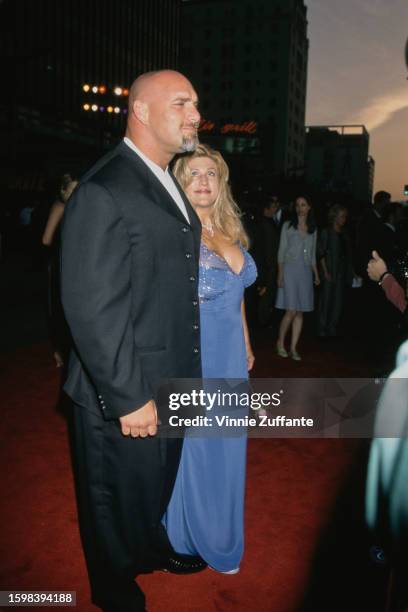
left=317, top=276, right=346, bottom=336
left=71, top=402, right=182, bottom=610
left=360, top=283, right=402, bottom=371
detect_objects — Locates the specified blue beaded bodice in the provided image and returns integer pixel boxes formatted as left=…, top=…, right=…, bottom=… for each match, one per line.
left=198, top=242, right=257, bottom=307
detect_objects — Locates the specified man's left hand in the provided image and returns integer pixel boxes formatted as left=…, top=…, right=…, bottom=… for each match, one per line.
left=119, top=399, right=158, bottom=438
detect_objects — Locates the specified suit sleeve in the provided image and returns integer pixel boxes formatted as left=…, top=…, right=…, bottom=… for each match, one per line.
left=60, top=181, right=153, bottom=419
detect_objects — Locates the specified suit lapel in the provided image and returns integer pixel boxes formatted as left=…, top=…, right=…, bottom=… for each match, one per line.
left=117, top=141, right=202, bottom=265
left=117, top=141, right=190, bottom=226
left=168, top=169, right=202, bottom=263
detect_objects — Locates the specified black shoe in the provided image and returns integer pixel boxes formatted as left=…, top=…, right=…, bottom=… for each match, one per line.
left=161, top=552, right=207, bottom=574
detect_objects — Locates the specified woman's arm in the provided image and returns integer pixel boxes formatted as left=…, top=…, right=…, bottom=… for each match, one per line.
left=42, top=201, right=65, bottom=246
left=277, top=223, right=288, bottom=287
left=241, top=300, right=255, bottom=371
left=277, top=222, right=288, bottom=264
left=320, top=256, right=331, bottom=281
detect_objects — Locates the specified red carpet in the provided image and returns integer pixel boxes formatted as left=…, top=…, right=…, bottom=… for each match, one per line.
left=0, top=339, right=378, bottom=611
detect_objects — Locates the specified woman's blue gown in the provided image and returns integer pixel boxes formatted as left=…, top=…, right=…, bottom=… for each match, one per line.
left=163, top=242, right=257, bottom=572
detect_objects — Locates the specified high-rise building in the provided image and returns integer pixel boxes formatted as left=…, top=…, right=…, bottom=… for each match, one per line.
left=181, top=0, right=308, bottom=187
left=0, top=0, right=180, bottom=185
left=305, top=125, right=375, bottom=203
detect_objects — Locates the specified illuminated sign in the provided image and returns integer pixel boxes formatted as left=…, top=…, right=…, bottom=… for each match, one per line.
left=221, top=121, right=257, bottom=134
left=199, top=120, right=257, bottom=134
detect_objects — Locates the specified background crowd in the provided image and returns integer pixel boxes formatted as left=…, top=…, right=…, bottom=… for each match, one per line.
left=1, top=177, right=407, bottom=376
left=246, top=188, right=407, bottom=372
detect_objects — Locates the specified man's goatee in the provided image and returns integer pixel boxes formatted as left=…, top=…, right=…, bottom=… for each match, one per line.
left=180, top=134, right=199, bottom=152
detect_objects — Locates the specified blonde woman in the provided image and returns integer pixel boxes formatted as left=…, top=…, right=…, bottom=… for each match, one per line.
left=163, top=144, right=257, bottom=574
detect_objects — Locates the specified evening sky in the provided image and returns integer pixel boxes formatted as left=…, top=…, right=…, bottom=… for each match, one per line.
left=306, top=0, right=408, bottom=200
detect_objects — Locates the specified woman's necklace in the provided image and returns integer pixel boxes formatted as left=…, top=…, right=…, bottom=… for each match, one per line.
left=202, top=219, right=214, bottom=237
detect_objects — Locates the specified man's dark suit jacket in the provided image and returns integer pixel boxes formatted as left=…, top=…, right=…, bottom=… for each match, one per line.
left=61, top=141, right=202, bottom=418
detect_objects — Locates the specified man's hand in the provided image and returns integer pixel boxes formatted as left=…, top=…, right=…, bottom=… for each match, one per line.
left=367, top=250, right=387, bottom=282
left=119, top=400, right=158, bottom=438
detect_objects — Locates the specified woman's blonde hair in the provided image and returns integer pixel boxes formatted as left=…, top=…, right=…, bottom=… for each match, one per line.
left=173, top=144, right=249, bottom=249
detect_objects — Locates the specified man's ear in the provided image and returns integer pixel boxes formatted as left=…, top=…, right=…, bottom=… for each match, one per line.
left=133, top=100, right=149, bottom=124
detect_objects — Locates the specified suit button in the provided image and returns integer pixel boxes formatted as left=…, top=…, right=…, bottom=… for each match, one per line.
left=193, top=347, right=199, bottom=354
left=193, top=324, right=199, bottom=330
left=192, top=300, right=198, bottom=306
left=189, top=276, right=196, bottom=282
left=185, top=252, right=192, bottom=259
left=182, top=226, right=189, bottom=233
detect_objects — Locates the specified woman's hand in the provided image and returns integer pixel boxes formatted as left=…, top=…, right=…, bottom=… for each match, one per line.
left=246, top=347, right=255, bottom=371
left=314, top=274, right=320, bottom=286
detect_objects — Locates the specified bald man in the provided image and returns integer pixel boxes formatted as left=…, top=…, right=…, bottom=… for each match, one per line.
left=61, top=71, right=204, bottom=612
